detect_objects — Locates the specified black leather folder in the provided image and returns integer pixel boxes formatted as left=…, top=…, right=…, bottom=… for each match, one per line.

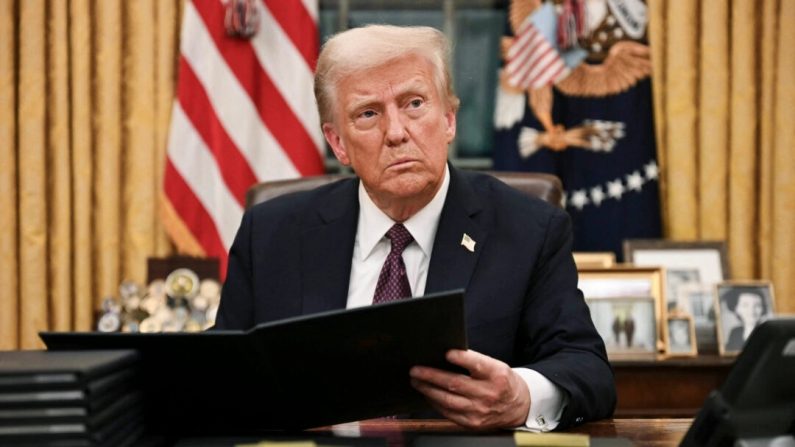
left=0, top=350, right=138, bottom=392
left=0, top=390, right=142, bottom=426
left=40, top=290, right=467, bottom=434
left=0, top=350, right=145, bottom=446
left=0, top=395, right=143, bottom=440
left=0, top=368, right=138, bottom=410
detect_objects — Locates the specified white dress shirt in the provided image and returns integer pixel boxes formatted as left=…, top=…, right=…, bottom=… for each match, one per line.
left=345, top=166, right=566, bottom=431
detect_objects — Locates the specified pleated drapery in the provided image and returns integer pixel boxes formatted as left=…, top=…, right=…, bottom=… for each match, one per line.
left=0, top=0, right=181, bottom=349
left=650, top=0, right=795, bottom=313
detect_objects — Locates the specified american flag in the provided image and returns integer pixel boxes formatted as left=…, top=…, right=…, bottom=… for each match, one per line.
left=162, top=0, right=324, bottom=278
left=504, top=9, right=569, bottom=90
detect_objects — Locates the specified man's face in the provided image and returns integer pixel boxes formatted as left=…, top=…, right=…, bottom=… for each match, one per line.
left=322, top=54, right=456, bottom=211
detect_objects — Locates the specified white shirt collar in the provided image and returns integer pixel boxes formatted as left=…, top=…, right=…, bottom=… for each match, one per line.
left=356, top=165, right=450, bottom=261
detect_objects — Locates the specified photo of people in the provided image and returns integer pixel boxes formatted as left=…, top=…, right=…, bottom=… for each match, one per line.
left=716, top=283, right=776, bottom=355
left=666, top=268, right=701, bottom=311
left=586, top=298, right=658, bottom=359
left=666, top=316, right=696, bottom=356
left=678, top=283, right=716, bottom=325
left=675, top=283, right=718, bottom=353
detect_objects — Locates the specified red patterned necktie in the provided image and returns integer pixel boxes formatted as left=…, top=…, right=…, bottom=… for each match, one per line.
left=372, top=224, right=414, bottom=304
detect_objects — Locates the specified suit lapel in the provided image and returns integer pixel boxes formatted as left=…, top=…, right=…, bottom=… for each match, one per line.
left=425, top=168, right=488, bottom=295
left=300, top=179, right=359, bottom=315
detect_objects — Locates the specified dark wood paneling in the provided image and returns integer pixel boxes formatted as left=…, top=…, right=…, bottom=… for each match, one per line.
left=612, top=356, right=734, bottom=417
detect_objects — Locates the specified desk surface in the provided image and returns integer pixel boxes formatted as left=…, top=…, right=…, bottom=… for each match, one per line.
left=317, top=418, right=692, bottom=447
left=174, top=418, right=692, bottom=447
left=568, top=418, right=690, bottom=446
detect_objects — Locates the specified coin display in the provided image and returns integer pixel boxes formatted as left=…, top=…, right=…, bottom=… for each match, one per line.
left=165, top=268, right=200, bottom=299
left=191, top=295, right=210, bottom=312
left=161, top=319, right=183, bottom=332
left=97, top=313, right=121, bottom=333
left=152, top=306, right=174, bottom=324
left=199, top=279, right=221, bottom=299
left=101, top=296, right=121, bottom=314
left=122, top=321, right=140, bottom=333
left=140, top=296, right=160, bottom=315
left=206, top=303, right=219, bottom=327
left=183, top=319, right=202, bottom=333
left=119, top=279, right=143, bottom=301
left=148, top=279, right=166, bottom=300
left=173, top=306, right=189, bottom=323
left=122, top=295, right=142, bottom=313
left=139, top=317, right=162, bottom=333
left=99, top=268, right=219, bottom=333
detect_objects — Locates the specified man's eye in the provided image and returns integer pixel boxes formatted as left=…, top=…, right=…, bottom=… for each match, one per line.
left=409, top=99, right=423, bottom=108
left=360, top=110, right=376, bottom=118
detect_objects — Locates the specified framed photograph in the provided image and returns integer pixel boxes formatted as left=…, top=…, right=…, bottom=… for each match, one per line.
left=665, top=315, right=697, bottom=357
left=586, top=297, right=658, bottom=360
left=578, top=267, right=665, bottom=359
left=676, top=283, right=715, bottom=324
left=623, top=240, right=729, bottom=313
left=715, top=281, right=776, bottom=356
left=676, top=282, right=719, bottom=353
left=573, top=252, right=616, bottom=269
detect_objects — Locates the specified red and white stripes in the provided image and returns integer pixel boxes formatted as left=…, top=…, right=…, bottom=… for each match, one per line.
left=504, top=15, right=569, bottom=90
left=163, top=0, right=324, bottom=277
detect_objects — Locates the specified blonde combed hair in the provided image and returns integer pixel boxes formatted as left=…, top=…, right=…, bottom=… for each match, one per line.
left=314, top=24, right=460, bottom=125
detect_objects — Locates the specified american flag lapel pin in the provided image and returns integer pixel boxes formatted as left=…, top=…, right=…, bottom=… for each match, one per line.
left=461, top=233, right=476, bottom=252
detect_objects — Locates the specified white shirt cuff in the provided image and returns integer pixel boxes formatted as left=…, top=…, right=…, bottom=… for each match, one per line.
left=512, top=367, right=567, bottom=432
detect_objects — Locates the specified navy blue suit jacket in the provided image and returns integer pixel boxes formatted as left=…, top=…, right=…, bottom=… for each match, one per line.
left=216, top=167, right=616, bottom=428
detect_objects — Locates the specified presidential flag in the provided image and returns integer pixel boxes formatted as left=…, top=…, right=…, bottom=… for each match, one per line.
left=493, top=0, right=661, bottom=258
left=162, top=0, right=325, bottom=277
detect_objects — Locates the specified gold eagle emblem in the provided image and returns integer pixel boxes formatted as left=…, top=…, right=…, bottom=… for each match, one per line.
left=498, top=0, right=651, bottom=153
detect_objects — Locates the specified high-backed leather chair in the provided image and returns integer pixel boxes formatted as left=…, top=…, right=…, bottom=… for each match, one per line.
left=246, top=171, right=563, bottom=209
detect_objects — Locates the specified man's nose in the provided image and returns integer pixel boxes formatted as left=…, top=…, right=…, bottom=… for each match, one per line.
left=383, top=105, right=409, bottom=146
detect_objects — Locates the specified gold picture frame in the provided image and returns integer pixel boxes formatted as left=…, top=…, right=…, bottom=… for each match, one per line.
left=664, top=314, right=698, bottom=357
left=622, top=239, right=730, bottom=314
left=578, top=266, right=666, bottom=360
left=573, top=252, right=616, bottom=269
left=715, top=280, right=776, bottom=356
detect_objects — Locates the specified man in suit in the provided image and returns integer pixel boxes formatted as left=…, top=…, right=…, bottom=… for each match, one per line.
left=216, top=24, right=615, bottom=431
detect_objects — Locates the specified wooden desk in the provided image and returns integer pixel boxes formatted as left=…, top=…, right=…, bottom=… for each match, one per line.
left=319, top=418, right=692, bottom=447
left=173, top=418, right=691, bottom=446
left=613, top=356, right=733, bottom=417
left=568, top=419, right=691, bottom=447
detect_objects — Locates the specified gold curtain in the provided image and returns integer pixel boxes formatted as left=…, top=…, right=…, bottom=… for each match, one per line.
left=650, top=0, right=795, bottom=313
left=0, top=0, right=182, bottom=349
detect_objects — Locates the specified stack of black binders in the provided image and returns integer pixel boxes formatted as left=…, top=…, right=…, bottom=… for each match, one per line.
left=0, top=350, right=144, bottom=447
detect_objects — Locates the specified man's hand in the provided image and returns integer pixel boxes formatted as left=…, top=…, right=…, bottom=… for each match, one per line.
left=409, top=349, right=531, bottom=430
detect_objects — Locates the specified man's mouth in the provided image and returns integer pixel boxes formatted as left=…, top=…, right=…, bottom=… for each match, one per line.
left=389, top=158, right=417, bottom=169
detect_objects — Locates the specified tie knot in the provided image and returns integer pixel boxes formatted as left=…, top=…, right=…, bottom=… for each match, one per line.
left=386, top=224, right=413, bottom=254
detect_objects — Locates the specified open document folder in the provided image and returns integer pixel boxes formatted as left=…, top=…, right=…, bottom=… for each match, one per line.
left=40, top=290, right=467, bottom=435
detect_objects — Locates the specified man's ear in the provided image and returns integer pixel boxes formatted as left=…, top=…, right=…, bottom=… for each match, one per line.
left=323, top=123, right=351, bottom=166
left=444, top=109, right=457, bottom=144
